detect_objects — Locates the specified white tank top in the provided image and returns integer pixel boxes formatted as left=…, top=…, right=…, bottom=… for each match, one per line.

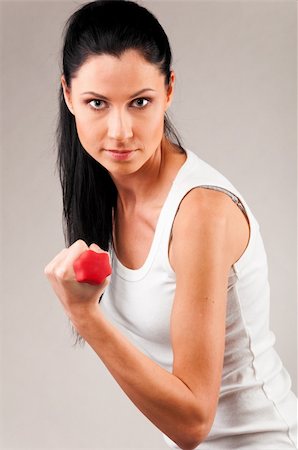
left=100, top=148, right=297, bottom=449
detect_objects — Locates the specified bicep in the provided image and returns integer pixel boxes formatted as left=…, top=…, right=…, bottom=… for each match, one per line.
left=170, top=188, right=235, bottom=431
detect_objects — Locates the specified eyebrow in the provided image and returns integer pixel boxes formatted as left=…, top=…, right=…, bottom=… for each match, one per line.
left=80, top=88, right=156, bottom=100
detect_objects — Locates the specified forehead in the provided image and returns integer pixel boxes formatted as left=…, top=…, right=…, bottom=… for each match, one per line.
left=71, top=49, right=164, bottom=94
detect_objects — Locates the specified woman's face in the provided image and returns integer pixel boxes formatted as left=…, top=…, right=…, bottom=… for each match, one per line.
left=61, top=49, right=175, bottom=177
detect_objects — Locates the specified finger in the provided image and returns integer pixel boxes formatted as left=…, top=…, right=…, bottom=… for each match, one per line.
left=44, top=248, right=68, bottom=277
left=89, top=243, right=104, bottom=253
left=45, top=240, right=88, bottom=280
left=61, top=239, right=90, bottom=279
left=69, top=239, right=89, bottom=252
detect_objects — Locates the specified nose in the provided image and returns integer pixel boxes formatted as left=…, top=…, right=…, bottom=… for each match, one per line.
left=107, top=108, right=133, bottom=140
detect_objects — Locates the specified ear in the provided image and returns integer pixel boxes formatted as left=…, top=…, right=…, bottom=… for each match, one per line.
left=165, top=70, right=175, bottom=111
left=61, top=75, right=74, bottom=115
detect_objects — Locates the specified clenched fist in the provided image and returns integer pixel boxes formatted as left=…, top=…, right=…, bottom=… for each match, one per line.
left=44, top=240, right=111, bottom=321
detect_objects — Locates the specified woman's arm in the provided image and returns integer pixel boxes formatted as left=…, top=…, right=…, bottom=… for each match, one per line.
left=71, top=310, right=204, bottom=450
left=167, top=187, right=249, bottom=441
left=45, top=243, right=202, bottom=450
left=68, top=188, right=246, bottom=450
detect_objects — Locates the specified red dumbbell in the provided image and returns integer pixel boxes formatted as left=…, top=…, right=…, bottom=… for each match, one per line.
left=73, top=249, right=112, bottom=285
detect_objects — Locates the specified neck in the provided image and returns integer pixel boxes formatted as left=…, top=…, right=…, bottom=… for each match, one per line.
left=111, top=139, right=172, bottom=214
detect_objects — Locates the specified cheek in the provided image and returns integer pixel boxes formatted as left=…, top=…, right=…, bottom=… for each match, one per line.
left=141, top=108, right=165, bottom=140
left=75, top=116, right=101, bottom=151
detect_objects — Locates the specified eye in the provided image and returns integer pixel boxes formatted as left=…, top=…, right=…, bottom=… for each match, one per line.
left=86, top=97, right=151, bottom=112
left=131, top=97, right=151, bottom=108
left=88, top=99, right=105, bottom=111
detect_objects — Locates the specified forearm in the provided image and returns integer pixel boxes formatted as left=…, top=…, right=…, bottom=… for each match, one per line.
left=70, top=307, right=203, bottom=449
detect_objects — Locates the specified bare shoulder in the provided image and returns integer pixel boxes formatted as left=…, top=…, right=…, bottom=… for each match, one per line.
left=170, top=186, right=250, bottom=270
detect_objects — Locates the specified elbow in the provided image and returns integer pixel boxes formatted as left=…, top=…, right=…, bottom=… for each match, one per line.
left=175, top=422, right=210, bottom=450
left=177, top=440, right=200, bottom=450
left=175, top=437, right=202, bottom=450
left=164, top=399, right=214, bottom=450
left=181, top=444, right=201, bottom=450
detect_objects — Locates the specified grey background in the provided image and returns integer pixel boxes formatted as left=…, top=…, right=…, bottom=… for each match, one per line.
left=0, top=1, right=297, bottom=449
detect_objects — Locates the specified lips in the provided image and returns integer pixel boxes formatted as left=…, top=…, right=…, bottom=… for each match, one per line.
left=104, top=149, right=136, bottom=161
left=106, top=149, right=135, bottom=153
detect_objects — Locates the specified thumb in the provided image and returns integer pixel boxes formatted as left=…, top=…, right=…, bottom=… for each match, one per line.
left=89, top=243, right=102, bottom=253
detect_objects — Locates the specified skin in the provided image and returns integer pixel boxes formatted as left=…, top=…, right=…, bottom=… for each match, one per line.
left=46, top=48, right=250, bottom=449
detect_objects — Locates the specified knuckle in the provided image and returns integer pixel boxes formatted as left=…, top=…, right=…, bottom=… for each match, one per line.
left=75, top=239, right=87, bottom=247
left=56, top=267, right=68, bottom=280
left=44, top=265, right=51, bottom=276
left=69, top=239, right=88, bottom=252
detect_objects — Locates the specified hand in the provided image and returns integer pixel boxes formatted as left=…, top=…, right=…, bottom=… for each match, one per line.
left=44, top=240, right=111, bottom=320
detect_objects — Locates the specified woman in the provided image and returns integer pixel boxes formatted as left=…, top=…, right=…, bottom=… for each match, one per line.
left=44, top=1, right=297, bottom=448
